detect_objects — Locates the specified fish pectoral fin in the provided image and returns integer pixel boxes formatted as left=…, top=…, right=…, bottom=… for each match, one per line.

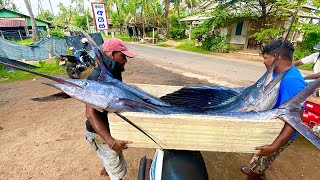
left=31, top=92, right=71, bottom=102
left=118, top=98, right=164, bottom=114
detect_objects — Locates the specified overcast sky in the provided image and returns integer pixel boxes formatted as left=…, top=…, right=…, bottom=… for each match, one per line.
left=15, top=0, right=93, bottom=16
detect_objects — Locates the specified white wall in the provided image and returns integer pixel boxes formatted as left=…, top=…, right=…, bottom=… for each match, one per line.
left=230, top=21, right=249, bottom=45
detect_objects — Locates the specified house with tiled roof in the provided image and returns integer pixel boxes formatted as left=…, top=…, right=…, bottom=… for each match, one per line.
left=0, top=6, right=51, bottom=39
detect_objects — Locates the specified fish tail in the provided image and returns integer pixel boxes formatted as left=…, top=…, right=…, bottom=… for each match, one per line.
left=278, top=79, right=320, bottom=149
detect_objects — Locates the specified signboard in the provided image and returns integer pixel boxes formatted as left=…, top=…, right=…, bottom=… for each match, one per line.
left=91, top=2, right=108, bottom=30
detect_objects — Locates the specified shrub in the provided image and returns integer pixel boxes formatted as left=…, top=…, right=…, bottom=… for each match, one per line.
left=169, top=28, right=186, bottom=39
left=50, top=27, right=64, bottom=38
left=201, top=34, right=232, bottom=53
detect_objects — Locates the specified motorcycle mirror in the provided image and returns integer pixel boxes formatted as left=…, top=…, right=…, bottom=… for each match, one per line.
left=81, top=38, right=89, bottom=44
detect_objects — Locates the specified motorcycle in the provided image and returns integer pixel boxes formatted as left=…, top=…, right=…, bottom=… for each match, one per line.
left=59, top=38, right=96, bottom=79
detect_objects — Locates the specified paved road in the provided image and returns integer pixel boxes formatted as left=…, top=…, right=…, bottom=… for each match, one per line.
left=127, top=43, right=311, bottom=87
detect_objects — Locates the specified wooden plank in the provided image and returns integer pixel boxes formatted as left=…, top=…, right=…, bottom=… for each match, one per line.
left=109, top=84, right=284, bottom=153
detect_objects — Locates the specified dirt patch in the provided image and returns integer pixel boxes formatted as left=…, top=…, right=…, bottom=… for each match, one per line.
left=213, top=49, right=262, bottom=62
left=0, top=58, right=319, bottom=180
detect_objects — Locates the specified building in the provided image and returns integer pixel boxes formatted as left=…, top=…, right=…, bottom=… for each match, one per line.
left=0, top=7, right=51, bottom=39
left=181, top=0, right=320, bottom=49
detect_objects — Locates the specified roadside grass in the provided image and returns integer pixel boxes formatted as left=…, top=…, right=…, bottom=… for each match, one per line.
left=176, top=40, right=212, bottom=54
left=296, top=64, right=313, bottom=71
left=102, top=34, right=132, bottom=42
left=14, top=38, right=34, bottom=46
left=0, top=60, right=66, bottom=83
left=155, top=43, right=173, bottom=47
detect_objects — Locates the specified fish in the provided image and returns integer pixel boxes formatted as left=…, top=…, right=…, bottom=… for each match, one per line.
left=1, top=61, right=319, bottom=149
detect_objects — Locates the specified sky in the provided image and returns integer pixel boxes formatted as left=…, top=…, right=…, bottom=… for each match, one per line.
left=15, top=0, right=93, bottom=16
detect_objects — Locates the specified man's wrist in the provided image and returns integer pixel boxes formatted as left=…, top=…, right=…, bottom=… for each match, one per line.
left=105, top=137, right=115, bottom=147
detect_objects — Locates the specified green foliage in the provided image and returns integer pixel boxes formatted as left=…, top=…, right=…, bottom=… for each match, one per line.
left=176, top=40, right=211, bottom=54
left=253, top=28, right=284, bottom=44
left=71, top=11, right=93, bottom=30
left=102, top=34, right=132, bottom=42
left=14, top=38, right=34, bottom=46
left=39, top=60, right=46, bottom=67
left=50, top=27, right=65, bottom=38
left=294, top=24, right=320, bottom=60
left=191, top=19, right=214, bottom=39
left=296, top=63, right=313, bottom=70
left=169, top=28, right=186, bottom=39
left=56, top=3, right=78, bottom=29
left=169, top=14, right=188, bottom=39
left=201, top=34, right=232, bottom=53
left=36, top=10, right=54, bottom=22
left=0, top=61, right=65, bottom=83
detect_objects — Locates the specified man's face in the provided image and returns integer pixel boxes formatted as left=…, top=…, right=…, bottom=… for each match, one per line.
left=110, top=51, right=128, bottom=72
left=262, top=53, right=275, bottom=69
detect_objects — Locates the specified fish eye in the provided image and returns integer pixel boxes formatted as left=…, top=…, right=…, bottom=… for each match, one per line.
left=82, top=81, right=89, bottom=86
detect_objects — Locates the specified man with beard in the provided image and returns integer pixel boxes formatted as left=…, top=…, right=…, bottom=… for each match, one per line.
left=85, top=38, right=136, bottom=180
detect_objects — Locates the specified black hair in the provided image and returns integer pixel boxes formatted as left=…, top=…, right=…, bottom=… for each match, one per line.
left=262, top=38, right=295, bottom=61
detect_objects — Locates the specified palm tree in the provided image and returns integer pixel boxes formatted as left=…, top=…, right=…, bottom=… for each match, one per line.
left=164, top=0, right=170, bottom=29
left=24, top=0, right=40, bottom=41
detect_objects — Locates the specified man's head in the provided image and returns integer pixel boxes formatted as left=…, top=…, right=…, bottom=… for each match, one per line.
left=261, top=38, right=295, bottom=69
left=102, top=38, right=137, bottom=71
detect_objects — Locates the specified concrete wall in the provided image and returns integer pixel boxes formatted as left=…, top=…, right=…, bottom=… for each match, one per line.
left=229, top=21, right=249, bottom=45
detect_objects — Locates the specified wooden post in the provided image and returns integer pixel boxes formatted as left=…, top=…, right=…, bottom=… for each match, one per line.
left=189, top=22, right=192, bottom=41
left=152, top=28, right=155, bottom=44
left=18, top=30, right=22, bottom=40
left=24, top=26, right=29, bottom=37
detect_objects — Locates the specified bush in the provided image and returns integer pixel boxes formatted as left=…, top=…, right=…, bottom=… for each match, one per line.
left=50, top=27, right=64, bottom=38
left=294, top=32, right=320, bottom=60
left=169, top=14, right=187, bottom=39
left=201, top=34, right=232, bottom=53
left=169, top=28, right=186, bottom=39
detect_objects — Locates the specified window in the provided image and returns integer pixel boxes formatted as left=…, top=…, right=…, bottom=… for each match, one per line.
left=235, top=21, right=243, bottom=35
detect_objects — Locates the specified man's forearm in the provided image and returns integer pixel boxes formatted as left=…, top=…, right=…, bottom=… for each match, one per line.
left=293, top=60, right=303, bottom=67
left=304, top=73, right=320, bottom=80
left=271, top=123, right=296, bottom=149
left=86, top=105, right=114, bottom=147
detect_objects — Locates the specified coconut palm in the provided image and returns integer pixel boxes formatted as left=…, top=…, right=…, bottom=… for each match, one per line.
left=24, top=0, right=40, bottom=41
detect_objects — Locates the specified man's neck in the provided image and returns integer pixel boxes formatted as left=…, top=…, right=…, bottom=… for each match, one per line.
left=274, top=60, right=292, bottom=74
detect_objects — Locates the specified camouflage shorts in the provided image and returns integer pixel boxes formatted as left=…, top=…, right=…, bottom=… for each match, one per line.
left=249, top=140, right=292, bottom=174
left=85, top=131, right=127, bottom=180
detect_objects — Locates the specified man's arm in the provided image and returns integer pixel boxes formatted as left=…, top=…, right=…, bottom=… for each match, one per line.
left=293, top=60, right=303, bottom=66
left=86, top=105, right=132, bottom=152
left=255, top=123, right=296, bottom=156
left=86, top=105, right=114, bottom=146
left=303, top=72, right=320, bottom=80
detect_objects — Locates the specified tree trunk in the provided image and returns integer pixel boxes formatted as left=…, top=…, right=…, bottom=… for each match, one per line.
left=165, top=0, right=169, bottom=34
left=258, top=0, right=267, bottom=28
left=115, top=2, right=122, bottom=34
left=24, top=0, right=40, bottom=41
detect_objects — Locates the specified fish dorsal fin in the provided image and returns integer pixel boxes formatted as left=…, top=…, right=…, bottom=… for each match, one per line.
left=79, top=29, right=108, bottom=81
left=160, top=86, right=241, bottom=111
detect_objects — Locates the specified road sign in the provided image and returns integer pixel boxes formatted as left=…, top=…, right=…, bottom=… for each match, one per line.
left=91, top=2, right=108, bottom=30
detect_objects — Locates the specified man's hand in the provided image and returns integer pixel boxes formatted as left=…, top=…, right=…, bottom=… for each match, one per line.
left=254, top=145, right=277, bottom=156
left=111, top=139, right=133, bottom=152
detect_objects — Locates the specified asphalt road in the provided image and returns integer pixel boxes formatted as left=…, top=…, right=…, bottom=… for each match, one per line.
left=126, top=43, right=311, bottom=87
